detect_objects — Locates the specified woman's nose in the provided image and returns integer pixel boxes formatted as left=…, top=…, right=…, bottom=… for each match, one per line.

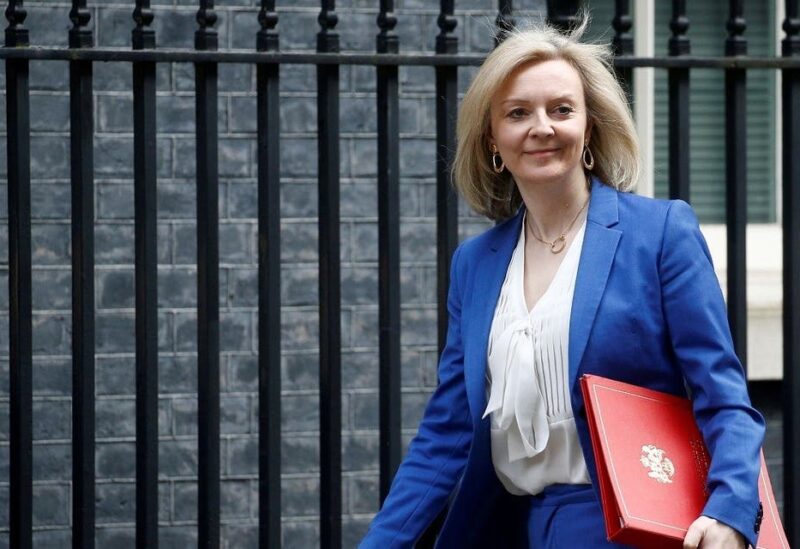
left=528, top=112, right=555, bottom=137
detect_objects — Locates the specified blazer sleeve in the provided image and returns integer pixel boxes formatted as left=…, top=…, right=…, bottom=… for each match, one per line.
left=359, top=244, right=474, bottom=548
left=658, top=200, right=766, bottom=547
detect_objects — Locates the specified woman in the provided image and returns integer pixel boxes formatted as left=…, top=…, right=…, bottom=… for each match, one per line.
left=360, top=19, right=764, bottom=549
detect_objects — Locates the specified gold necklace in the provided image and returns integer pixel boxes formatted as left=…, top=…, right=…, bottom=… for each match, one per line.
left=527, top=193, right=590, bottom=254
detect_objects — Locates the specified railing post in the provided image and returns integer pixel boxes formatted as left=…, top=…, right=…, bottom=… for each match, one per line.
left=494, top=0, right=514, bottom=46
left=546, top=0, right=582, bottom=31
left=435, top=0, right=458, bottom=356
left=256, top=2, right=281, bottom=547
left=668, top=0, right=691, bottom=202
left=724, top=0, right=748, bottom=371
left=194, top=1, right=221, bottom=546
left=317, top=1, right=342, bottom=547
left=782, top=0, right=800, bottom=544
left=4, top=1, right=33, bottom=547
left=612, top=0, right=634, bottom=103
left=376, top=0, right=402, bottom=504
left=131, top=1, right=158, bottom=546
left=68, top=1, right=96, bottom=546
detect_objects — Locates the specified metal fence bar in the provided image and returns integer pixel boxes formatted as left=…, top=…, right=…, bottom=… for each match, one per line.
left=195, top=1, right=221, bottom=546
left=435, top=0, right=459, bottom=355
left=612, top=0, right=634, bottom=102
left=376, top=0, right=402, bottom=504
left=5, top=1, right=33, bottom=546
left=668, top=0, right=691, bottom=202
left=724, top=0, right=748, bottom=371
left=317, top=1, right=342, bottom=547
left=68, top=2, right=96, bottom=546
left=495, top=0, right=514, bottom=45
left=256, top=1, right=281, bottom=547
left=132, top=1, right=159, bottom=546
left=782, top=1, right=800, bottom=543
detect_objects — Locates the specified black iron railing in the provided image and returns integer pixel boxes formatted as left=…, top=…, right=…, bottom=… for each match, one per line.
left=2, top=1, right=799, bottom=548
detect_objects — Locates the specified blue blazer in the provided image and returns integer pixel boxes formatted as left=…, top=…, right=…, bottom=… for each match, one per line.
left=360, top=178, right=765, bottom=548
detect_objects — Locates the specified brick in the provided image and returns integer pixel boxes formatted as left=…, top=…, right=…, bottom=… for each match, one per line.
left=281, top=183, right=318, bottom=218
left=174, top=310, right=197, bottom=351
left=97, top=94, right=133, bottom=133
left=228, top=97, right=257, bottom=134
left=96, top=136, right=135, bottom=178
left=97, top=269, right=135, bottom=310
left=160, top=354, right=198, bottom=393
left=282, top=476, right=319, bottom=516
left=282, top=520, right=320, bottom=549
left=32, top=223, right=71, bottom=265
left=160, top=525, right=198, bottom=548
left=96, top=222, right=135, bottom=264
left=281, top=352, right=319, bottom=391
left=281, top=137, right=318, bottom=178
left=281, top=309, right=319, bottom=351
left=221, top=479, right=251, bottom=519
left=349, top=308, right=379, bottom=348
left=341, top=266, right=378, bottom=305
left=281, top=393, right=320, bottom=432
left=343, top=518, right=372, bottom=549
left=342, top=350, right=379, bottom=389
left=172, top=397, right=197, bottom=436
left=400, top=307, right=436, bottom=346
left=342, top=433, right=379, bottom=472
left=221, top=395, right=251, bottom=434
left=32, top=269, right=71, bottom=310
left=159, top=439, right=198, bottom=477
left=351, top=391, right=378, bottom=430
left=400, top=220, right=436, bottom=262
left=220, top=222, right=253, bottom=264
left=159, top=183, right=197, bottom=219
left=32, top=483, right=70, bottom=526
left=173, top=481, right=198, bottom=521
left=96, top=441, right=136, bottom=478
left=97, top=182, right=134, bottom=219
left=280, top=97, right=317, bottom=134
left=282, top=266, right=318, bottom=306
left=96, top=312, right=136, bottom=353
left=33, top=358, right=72, bottom=396
left=350, top=222, right=378, bottom=262
left=96, top=482, right=136, bottom=523
left=229, top=10, right=260, bottom=50
left=350, top=138, right=378, bottom=178
left=95, top=527, right=135, bottom=547
left=30, top=93, right=70, bottom=132
left=29, top=61, right=69, bottom=92
left=32, top=314, right=70, bottom=355
left=33, top=399, right=71, bottom=440
left=96, top=356, right=135, bottom=396
left=97, top=398, right=136, bottom=439
left=158, top=267, right=197, bottom=308
left=349, top=474, right=379, bottom=514
left=30, top=136, right=70, bottom=179
left=25, top=5, right=70, bottom=48
left=228, top=354, right=257, bottom=392
left=32, top=442, right=71, bottom=480
left=278, top=11, right=319, bottom=51
left=96, top=7, right=135, bottom=48
left=340, top=182, right=377, bottom=219
left=223, top=523, right=258, bottom=549
left=32, top=530, right=71, bottom=547
left=226, top=436, right=257, bottom=475
left=221, top=310, right=252, bottom=352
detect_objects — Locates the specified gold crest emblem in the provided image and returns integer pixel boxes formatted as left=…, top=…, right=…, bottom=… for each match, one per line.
left=640, top=444, right=675, bottom=484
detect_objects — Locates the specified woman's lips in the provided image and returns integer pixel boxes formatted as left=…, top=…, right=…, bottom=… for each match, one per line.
left=526, top=148, right=559, bottom=156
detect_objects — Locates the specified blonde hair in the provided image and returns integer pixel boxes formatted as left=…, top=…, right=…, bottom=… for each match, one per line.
left=452, top=17, right=640, bottom=220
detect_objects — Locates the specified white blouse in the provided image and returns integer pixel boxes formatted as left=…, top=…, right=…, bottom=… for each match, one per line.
left=482, top=212, right=591, bottom=496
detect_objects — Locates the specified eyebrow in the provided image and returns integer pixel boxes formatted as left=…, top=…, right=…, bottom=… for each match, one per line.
left=499, top=94, right=577, bottom=105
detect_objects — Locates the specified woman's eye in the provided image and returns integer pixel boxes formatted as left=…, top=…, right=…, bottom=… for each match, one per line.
left=555, top=105, right=574, bottom=115
left=507, top=108, right=526, bottom=118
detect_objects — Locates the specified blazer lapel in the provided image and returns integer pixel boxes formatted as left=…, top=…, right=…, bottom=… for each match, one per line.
left=568, top=178, right=621, bottom=390
left=464, top=210, right=523, bottom=423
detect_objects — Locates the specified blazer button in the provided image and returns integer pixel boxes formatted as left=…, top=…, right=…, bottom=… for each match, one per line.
left=754, top=502, right=763, bottom=534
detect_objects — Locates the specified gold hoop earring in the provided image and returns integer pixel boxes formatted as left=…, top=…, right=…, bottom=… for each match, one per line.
left=582, top=145, right=595, bottom=170
left=491, top=144, right=505, bottom=174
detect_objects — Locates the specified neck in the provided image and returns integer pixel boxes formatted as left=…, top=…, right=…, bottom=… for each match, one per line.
left=520, top=171, right=591, bottom=240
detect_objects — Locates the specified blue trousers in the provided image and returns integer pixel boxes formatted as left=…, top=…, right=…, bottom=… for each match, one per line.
left=526, top=484, right=633, bottom=548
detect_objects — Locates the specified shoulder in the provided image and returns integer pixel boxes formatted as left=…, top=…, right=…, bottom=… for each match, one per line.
left=453, top=211, right=521, bottom=270
left=611, top=187, right=700, bottom=242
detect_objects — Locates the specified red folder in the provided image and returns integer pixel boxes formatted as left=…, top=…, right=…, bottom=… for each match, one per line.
left=580, top=374, right=788, bottom=549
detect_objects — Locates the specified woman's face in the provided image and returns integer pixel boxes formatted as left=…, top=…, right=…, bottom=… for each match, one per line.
left=488, top=58, right=591, bottom=189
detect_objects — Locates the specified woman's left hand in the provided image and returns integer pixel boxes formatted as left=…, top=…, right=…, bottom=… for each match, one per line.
left=683, top=515, right=747, bottom=549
